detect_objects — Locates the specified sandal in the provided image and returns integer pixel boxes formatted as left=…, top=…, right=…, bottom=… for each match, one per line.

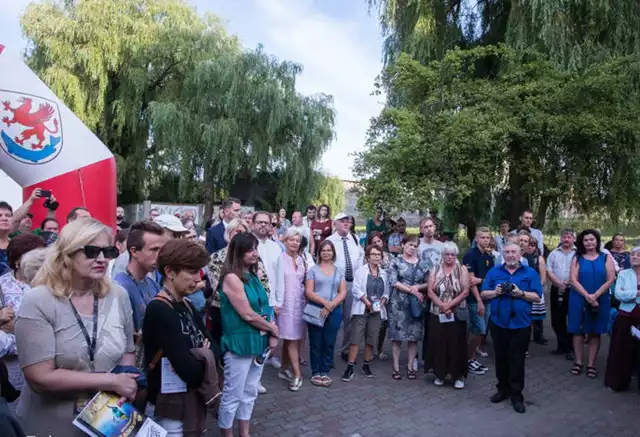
left=586, top=366, right=598, bottom=379
left=407, top=369, right=417, bottom=380
left=570, top=363, right=583, bottom=376
left=392, top=368, right=402, bottom=380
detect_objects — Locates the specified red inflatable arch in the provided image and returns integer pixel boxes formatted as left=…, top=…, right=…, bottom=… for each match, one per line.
left=0, top=45, right=116, bottom=230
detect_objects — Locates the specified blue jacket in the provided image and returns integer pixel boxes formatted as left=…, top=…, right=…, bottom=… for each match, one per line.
left=206, top=221, right=227, bottom=254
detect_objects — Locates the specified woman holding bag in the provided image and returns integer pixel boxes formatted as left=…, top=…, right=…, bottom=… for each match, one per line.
left=426, top=242, right=470, bottom=389
left=342, top=244, right=390, bottom=382
left=387, top=235, right=428, bottom=381
left=304, top=240, right=347, bottom=387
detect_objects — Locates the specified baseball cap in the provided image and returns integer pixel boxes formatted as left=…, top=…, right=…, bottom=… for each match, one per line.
left=154, top=214, right=188, bottom=233
left=334, top=212, right=349, bottom=221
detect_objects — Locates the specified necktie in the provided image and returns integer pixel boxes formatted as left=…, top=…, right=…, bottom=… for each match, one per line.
left=342, top=237, right=353, bottom=282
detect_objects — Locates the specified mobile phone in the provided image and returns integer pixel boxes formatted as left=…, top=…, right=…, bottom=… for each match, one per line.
left=39, top=189, right=52, bottom=198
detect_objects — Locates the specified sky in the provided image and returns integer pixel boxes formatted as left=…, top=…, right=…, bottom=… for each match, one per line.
left=0, top=0, right=384, bottom=208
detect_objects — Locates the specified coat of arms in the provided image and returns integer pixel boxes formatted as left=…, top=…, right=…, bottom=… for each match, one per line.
left=0, top=91, right=63, bottom=164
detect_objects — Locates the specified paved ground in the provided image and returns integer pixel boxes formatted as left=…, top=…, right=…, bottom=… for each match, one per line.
left=208, top=326, right=640, bottom=437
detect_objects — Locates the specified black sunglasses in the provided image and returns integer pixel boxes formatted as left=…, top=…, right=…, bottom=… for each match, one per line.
left=81, top=245, right=119, bottom=259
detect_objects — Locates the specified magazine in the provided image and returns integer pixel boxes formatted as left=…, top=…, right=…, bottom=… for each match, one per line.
left=72, top=391, right=167, bottom=437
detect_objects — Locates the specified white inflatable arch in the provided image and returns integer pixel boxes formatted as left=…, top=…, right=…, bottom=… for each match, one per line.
left=0, top=45, right=116, bottom=229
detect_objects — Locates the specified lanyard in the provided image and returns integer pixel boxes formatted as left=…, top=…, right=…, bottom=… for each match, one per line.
left=69, top=294, right=99, bottom=371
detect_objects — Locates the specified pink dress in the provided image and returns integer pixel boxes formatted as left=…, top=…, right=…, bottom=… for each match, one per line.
left=276, top=253, right=307, bottom=340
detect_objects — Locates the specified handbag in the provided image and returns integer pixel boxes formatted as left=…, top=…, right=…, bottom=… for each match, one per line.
left=302, top=267, right=337, bottom=327
left=406, top=263, right=425, bottom=319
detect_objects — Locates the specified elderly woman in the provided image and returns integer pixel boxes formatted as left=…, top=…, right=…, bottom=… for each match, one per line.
left=568, top=229, right=615, bottom=379
left=274, top=227, right=308, bottom=391
left=0, top=234, right=46, bottom=399
left=342, top=244, right=389, bottom=382
left=15, top=219, right=137, bottom=437
left=426, top=242, right=470, bottom=389
left=387, top=235, right=429, bottom=380
left=143, top=239, right=217, bottom=436
left=605, top=246, right=640, bottom=392
left=207, top=218, right=250, bottom=345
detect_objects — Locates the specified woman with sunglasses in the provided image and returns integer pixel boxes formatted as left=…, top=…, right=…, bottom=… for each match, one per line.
left=15, top=219, right=138, bottom=437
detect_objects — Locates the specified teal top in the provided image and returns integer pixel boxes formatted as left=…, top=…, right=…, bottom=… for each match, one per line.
left=220, top=273, right=269, bottom=356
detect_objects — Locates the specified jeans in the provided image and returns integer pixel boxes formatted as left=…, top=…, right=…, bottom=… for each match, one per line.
left=218, top=352, right=265, bottom=430
left=308, top=306, right=343, bottom=375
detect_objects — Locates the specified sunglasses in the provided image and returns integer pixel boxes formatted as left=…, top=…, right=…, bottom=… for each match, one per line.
left=271, top=222, right=278, bottom=227
left=81, top=245, right=119, bottom=259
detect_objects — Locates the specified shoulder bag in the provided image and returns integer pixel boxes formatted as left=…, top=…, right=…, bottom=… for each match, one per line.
left=302, top=267, right=337, bottom=327
left=407, top=262, right=426, bottom=319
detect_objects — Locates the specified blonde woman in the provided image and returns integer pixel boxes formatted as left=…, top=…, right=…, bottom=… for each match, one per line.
left=274, top=227, right=308, bottom=391
left=15, top=219, right=137, bottom=437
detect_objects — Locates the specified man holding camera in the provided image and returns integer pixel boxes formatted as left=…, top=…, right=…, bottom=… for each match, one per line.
left=481, top=241, right=542, bottom=414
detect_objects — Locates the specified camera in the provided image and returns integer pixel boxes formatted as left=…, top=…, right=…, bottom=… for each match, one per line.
left=501, top=281, right=515, bottom=295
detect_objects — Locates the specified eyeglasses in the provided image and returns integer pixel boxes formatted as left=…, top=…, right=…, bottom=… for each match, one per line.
left=81, top=245, right=119, bottom=259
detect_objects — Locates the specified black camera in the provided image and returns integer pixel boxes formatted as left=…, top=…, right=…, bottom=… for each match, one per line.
left=501, top=281, right=515, bottom=295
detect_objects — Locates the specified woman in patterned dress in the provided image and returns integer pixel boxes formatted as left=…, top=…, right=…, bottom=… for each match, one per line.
left=387, top=234, right=429, bottom=380
left=274, top=228, right=308, bottom=391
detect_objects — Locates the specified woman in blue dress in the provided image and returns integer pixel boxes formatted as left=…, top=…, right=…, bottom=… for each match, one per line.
left=568, top=229, right=615, bottom=379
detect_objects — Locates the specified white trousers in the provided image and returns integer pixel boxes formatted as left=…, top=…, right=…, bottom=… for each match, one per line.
left=218, top=352, right=265, bottom=430
left=155, top=417, right=183, bottom=437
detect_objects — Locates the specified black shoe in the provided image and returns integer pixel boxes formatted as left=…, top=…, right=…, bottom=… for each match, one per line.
left=361, top=363, right=374, bottom=378
left=341, top=365, right=355, bottom=382
left=534, top=338, right=549, bottom=345
left=512, top=398, right=526, bottom=413
left=490, top=392, right=509, bottom=404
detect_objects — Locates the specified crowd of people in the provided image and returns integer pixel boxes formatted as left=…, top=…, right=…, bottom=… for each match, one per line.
left=0, top=192, right=639, bottom=436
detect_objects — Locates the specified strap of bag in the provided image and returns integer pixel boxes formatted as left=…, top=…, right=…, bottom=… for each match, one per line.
left=146, top=293, right=196, bottom=372
left=329, top=267, right=338, bottom=301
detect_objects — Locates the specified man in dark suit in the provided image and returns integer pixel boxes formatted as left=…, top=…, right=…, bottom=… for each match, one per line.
left=206, top=197, right=242, bottom=254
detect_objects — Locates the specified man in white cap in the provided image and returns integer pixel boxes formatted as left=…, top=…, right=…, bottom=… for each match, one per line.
left=111, top=214, right=188, bottom=278
left=327, top=212, right=364, bottom=359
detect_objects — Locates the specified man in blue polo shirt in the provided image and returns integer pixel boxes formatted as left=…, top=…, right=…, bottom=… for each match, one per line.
left=481, top=241, right=542, bottom=414
left=463, top=226, right=494, bottom=375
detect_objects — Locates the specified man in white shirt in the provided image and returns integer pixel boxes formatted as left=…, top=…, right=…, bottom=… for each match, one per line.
left=252, top=211, right=284, bottom=380
left=546, top=228, right=576, bottom=359
left=302, top=204, right=316, bottom=229
left=328, top=212, right=364, bottom=358
left=510, top=209, right=544, bottom=254
left=290, top=210, right=313, bottom=255
left=495, top=220, right=510, bottom=253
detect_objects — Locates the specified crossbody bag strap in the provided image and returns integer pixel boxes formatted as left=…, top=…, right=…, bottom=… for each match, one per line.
left=329, top=267, right=338, bottom=301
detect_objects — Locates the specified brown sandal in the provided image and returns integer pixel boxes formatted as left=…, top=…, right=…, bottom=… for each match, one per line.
left=586, top=366, right=598, bottom=379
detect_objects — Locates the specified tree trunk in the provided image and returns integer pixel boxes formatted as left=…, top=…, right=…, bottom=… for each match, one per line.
left=536, top=195, right=552, bottom=229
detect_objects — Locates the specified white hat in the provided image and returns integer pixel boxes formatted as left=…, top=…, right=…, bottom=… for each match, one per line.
left=154, top=214, right=188, bottom=233
left=334, top=212, right=349, bottom=221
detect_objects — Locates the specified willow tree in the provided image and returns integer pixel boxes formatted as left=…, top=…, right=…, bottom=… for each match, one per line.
left=21, top=0, right=237, bottom=202
left=363, top=0, right=640, bottom=228
left=148, top=47, right=335, bottom=219
left=311, top=175, right=345, bottom=218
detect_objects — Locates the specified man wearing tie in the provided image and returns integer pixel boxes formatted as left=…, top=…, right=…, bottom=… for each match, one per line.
left=328, top=213, right=364, bottom=359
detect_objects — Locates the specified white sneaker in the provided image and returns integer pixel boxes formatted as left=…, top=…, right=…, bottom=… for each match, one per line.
left=257, top=382, right=267, bottom=394
left=266, top=357, right=282, bottom=369
left=278, top=369, right=293, bottom=382
left=454, top=379, right=465, bottom=389
left=433, top=378, right=444, bottom=386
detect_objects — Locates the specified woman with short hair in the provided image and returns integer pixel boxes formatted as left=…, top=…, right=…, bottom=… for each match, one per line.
left=426, top=242, right=469, bottom=389
left=219, top=232, right=277, bottom=436
left=274, top=227, right=308, bottom=391
left=15, top=219, right=136, bottom=437
left=143, top=238, right=218, bottom=436
left=387, top=235, right=428, bottom=380
left=342, top=244, right=389, bottom=382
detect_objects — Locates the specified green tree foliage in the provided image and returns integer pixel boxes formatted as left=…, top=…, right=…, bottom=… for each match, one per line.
left=311, top=175, right=345, bottom=218
left=362, top=0, right=640, bottom=230
left=21, top=0, right=335, bottom=211
left=354, top=47, right=640, bottom=231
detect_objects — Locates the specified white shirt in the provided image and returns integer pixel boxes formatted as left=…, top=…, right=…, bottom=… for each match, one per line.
left=257, top=238, right=283, bottom=305
left=511, top=227, right=544, bottom=253
left=302, top=217, right=313, bottom=229
left=546, top=247, right=576, bottom=282
left=327, top=232, right=364, bottom=282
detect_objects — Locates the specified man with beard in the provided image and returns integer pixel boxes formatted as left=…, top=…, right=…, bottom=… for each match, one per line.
left=116, top=206, right=130, bottom=229
left=481, top=242, right=542, bottom=414
left=302, top=204, right=316, bottom=229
